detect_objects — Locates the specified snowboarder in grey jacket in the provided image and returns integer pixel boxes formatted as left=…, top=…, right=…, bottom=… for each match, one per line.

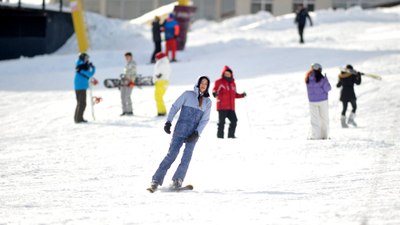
left=149, top=76, right=212, bottom=191
left=120, top=52, right=137, bottom=116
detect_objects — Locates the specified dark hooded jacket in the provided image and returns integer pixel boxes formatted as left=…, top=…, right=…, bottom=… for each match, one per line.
left=152, top=19, right=162, bottom=42
left=295, top=8, right=313, bottom=27
left=336, top=72, right=362, bottom=101
left=212, top=65, right=245, bottom=111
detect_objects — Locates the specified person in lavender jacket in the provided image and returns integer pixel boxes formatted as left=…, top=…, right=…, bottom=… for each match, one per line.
left=305, top=63, right=331, bottom=139
left=148, top=76, right=212, bottom=192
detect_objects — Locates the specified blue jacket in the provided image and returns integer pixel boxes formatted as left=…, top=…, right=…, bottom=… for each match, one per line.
left=167, top=84, right=212, bottom=138
left=306, top=72, right=331, bottom=102
left=74, top=59, right=96, bottom=90
left=163, top=17, right=179, bottom=41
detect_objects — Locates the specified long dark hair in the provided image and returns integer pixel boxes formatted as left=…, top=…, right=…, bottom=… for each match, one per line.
left=314, top=70, right=324, bottom=82
left=305, top=70, right=324, bottom=83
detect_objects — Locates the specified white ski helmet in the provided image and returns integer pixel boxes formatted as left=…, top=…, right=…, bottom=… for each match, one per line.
left=311, top=63, right=322, bottom=71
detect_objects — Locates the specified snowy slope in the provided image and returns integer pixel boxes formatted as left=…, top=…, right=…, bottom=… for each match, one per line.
left=0, top=6, right=400, bottom=225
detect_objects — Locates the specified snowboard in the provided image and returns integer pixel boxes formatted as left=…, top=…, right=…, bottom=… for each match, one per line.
left=135, top=75, right=154, bottom=86
left=339, top=68, right=382, bottom=80
left=89, top=78, right=102, bottom=120
left=147, top=184, right=193, bottom=193
left=103, top=79, right=121, bottom=88
left=103, top=75, right=154, bottom=88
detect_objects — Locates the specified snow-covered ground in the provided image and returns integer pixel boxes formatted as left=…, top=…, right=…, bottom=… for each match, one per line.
left=1, top=5, right=400, bottom=225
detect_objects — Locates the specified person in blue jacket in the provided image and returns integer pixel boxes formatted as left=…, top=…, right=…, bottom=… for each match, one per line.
left=162, top=13, right=180, bottom=62
left=148, top=76, right=212, bottom=192
left=74, top=52, right=96, bottom=123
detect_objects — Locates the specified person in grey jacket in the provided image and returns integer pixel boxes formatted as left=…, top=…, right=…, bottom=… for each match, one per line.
left=120, top=52, right=137, bottom=116
left=149, top=76, right=212, bottom=192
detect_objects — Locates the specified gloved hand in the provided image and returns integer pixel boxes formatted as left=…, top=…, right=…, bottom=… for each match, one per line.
left=89, top=62, right=94, bottom=68
left=76, top=64, right=86, bottom=72
left=91, top=78, right=98, bottom=86
left=212, top=92, right=217, bottom=98
left=164, top=122, right=172, bottom=134
left=185, top=131, right=199, bottom=143
left=129, top=81, right=135, bottom=88
left=242, top=92, right=247, bottom=97
left=156, top=73, right=162, bottom=79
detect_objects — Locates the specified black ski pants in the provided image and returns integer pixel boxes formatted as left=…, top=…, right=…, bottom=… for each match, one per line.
left=298, top=24, right=305, bottom=43
left=74, top=90, right=87, bottom=123
left=151, top=41, right=162, bottom=63
left=341, top=99, right=357, bottom=116
left=217, top=110, right=238, bottom=138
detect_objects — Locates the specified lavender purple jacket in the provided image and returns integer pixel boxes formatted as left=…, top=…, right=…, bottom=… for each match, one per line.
left=306, top=73, right=331, bottom=102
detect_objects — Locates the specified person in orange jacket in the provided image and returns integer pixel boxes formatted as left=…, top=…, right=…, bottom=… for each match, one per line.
left=212, top=65, right=246, bottom=138
left=162, top=13, right=180, bottom=62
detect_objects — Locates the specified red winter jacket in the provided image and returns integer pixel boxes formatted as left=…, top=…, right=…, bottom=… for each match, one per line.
left=212, top=65, right=245, bottom=111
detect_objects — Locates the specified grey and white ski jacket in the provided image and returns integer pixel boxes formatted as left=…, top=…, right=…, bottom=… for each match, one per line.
left=167, top=86, right=212, bottom=138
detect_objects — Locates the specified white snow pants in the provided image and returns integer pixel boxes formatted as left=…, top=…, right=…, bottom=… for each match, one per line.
left=309, top=100, right=329, bottom=140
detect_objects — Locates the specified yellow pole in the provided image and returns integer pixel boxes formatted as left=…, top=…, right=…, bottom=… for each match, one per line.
left=178, top=0, right=190, bottom=6
left=70, top=0, right=89, bottom=52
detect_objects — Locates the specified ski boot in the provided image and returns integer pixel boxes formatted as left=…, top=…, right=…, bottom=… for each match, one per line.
left=347, top=112, right=357, bottom=127
left=341, top=115, right=348, bottom=128
left=171, top=179, right=183, bottom=190
left=147, top=181, right=159, bottom=193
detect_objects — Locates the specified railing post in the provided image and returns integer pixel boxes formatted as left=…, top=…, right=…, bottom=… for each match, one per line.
left=70, top=0, right=90, bottom=53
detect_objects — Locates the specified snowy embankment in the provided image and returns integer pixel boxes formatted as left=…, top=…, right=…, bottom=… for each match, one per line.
left=0, top=6, right=400, bottom=225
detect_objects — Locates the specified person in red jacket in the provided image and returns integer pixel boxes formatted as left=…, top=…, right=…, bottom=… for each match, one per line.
left=212, top=65, right=246, bottom=138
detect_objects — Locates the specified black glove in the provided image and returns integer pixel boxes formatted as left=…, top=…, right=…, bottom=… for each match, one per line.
left=164, top=122, right=172, bottom=134
left=185, top=131, right=199, bottom=143
left=156, top=73, right=162, bottom=79
left=76, top=64, right=86, bottom=72
left=242, top=92, right=247, bottom=97
left=212, top=92, right=217, bottom=98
